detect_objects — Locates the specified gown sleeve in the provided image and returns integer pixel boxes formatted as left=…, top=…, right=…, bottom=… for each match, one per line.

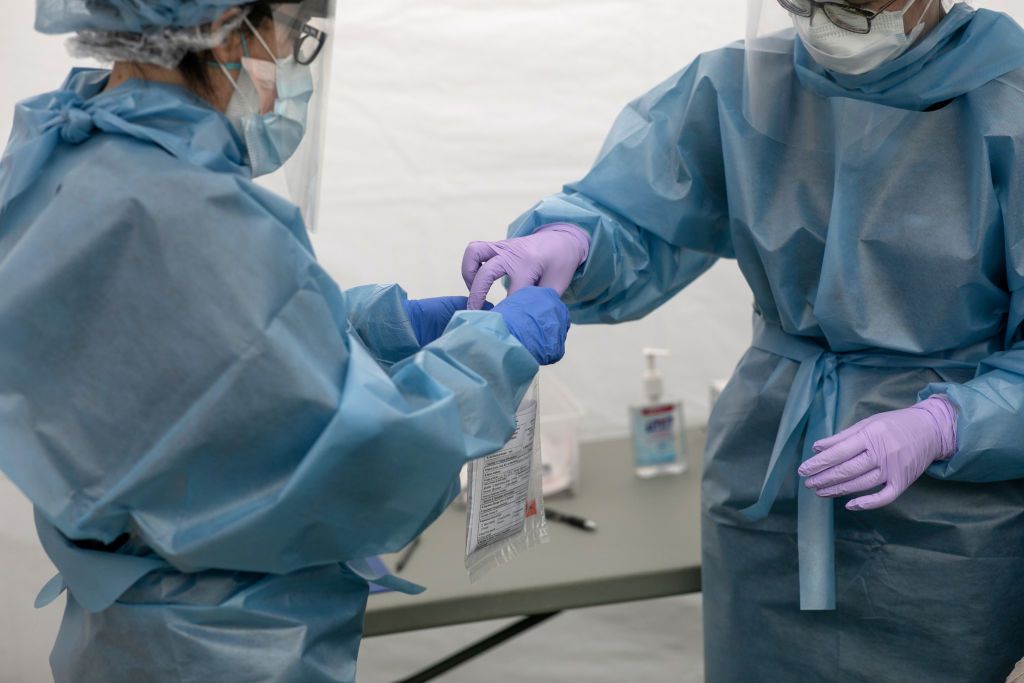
left=343, top=283, right=421, bottom=368
left=0, top=163, right=538, bottom=575
left=923, top=133, right=1024, bottom=482
left=508, top=51, right=736, bottom=324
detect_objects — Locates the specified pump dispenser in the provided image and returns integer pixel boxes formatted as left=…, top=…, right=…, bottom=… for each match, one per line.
left=643, top=348, right=668, bottom=402
left=629, top=348, right=686, bottom=478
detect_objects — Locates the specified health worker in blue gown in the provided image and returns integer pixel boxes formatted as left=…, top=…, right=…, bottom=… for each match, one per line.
left=463, top=1, right=1024, bottom=680
left=0, top=1, right=571, bottom=681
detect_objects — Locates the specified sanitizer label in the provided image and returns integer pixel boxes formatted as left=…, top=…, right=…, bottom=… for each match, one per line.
left=636, top=405, right=678, bottom=466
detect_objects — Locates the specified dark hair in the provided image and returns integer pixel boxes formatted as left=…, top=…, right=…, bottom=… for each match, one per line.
left=176, top=2, right=276, bottom=97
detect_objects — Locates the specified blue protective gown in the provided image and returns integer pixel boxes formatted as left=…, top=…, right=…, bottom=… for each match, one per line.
left=511, top=6, right=1024, bottom=681
left=0, top=69, right=538, bottom=682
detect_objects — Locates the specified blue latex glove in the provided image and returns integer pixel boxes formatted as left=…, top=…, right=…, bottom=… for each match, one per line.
left=492, top=287, right=571, bottom=365
left=403, top=296, right=491, bottom=347
left=800, top=397, right=958, bottom=511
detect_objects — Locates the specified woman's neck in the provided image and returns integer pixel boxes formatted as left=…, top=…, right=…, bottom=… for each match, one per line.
left=104, top=62, right=188, bottom=93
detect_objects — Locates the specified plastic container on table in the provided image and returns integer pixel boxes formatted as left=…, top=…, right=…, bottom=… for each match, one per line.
left=537, top=372, right=585, bottom=497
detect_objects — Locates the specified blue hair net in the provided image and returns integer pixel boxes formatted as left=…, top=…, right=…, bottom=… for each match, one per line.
left=35, top=0, right=248, bottom=34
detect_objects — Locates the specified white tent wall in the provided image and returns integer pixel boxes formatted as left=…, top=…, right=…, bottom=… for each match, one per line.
left=0, top=1, right=753, bottom=680
left=314, top=0, right=752, bottom=438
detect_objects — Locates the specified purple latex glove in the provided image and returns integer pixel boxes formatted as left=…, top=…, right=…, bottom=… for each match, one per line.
left=461, top=223, right=591, bottom=311
left=799, top=397, right=958, bottom=511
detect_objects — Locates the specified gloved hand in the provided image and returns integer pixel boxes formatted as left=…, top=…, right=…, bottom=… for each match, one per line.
left=492, top=287, right=571, bottom=365
left=462, top=223, right=591, bottom=311
left=403, top=296, right=489, bottom=347
left=799, top=397, right=958, bottom=511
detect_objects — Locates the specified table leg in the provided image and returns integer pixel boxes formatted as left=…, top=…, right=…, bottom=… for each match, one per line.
left=393, top=612, right=561, bottom=683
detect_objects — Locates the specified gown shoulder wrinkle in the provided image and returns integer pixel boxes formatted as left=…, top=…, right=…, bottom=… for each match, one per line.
left=990, top=65, right=1024, bottom=95
left=37, top=140, right=320, bottom=336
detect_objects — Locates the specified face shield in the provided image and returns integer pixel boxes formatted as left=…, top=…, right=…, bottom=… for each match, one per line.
left=222, top=0, right=337, bottom=232
left=742, top=0, right=959, bottom=151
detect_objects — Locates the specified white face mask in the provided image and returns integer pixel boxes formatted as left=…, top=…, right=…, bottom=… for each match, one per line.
left=216, top=18, right=314, bottom=177
left=792, top=0, right=926, bottom=75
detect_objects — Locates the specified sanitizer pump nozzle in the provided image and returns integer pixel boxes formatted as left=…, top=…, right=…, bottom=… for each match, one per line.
left=642, top=348, right=669, bottom=403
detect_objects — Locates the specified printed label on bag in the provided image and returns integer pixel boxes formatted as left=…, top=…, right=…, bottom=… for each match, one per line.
left=466, top=399, right=538, bottom=555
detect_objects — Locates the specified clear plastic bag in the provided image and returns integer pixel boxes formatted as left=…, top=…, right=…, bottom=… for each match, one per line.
left=464, top=379, right=549, bottom=582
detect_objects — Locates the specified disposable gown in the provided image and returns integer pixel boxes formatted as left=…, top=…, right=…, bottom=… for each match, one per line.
left=510, top=6, right=1024, bottom=682
left=0, top=69, right=538, bottom=683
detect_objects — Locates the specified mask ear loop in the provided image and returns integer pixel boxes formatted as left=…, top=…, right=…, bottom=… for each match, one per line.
left=209, top=29, right=261, bottom=113
left=901, top=0, right=936, bottom=45
left=891, top=0, right=920, bottom=24
left=243, top=16, right=285, bottom=65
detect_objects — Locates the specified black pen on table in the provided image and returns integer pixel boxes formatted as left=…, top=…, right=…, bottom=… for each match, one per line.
left=395, top=537, right=421, bottom=573
left=545, top=508, right=597, bottom=532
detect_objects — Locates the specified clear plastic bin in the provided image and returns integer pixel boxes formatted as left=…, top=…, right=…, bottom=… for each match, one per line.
left=538, top=372, right=585, bottom=497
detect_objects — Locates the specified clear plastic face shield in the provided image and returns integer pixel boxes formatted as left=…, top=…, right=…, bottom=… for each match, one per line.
left=742, top=0, right=958, bottom=150
left=219, top=0, right=336, bottom=231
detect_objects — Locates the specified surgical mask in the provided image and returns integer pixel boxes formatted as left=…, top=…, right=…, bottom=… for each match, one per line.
left=216, top=19, right=314, bottom=177
left=792, top=0, right=926, bottom=75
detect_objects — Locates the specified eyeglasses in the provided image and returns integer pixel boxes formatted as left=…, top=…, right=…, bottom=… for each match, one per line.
left=776, top=0, right=903, bottom=34
left=275, top=14, right=328, bottom=65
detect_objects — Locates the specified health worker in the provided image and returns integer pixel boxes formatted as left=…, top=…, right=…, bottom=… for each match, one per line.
left=0, top=1, right=571, bottom=681
left=463, top=1, right=1024, bottom=680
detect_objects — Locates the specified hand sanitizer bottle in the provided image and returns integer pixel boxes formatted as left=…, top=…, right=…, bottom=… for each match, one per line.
left=629, top=348, right=686, bottom=478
